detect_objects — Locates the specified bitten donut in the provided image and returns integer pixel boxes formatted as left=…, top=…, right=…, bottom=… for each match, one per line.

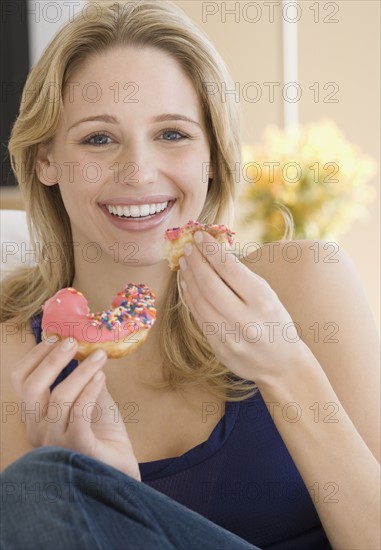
left=164, top=219, right=235, bottom=270
left=41, top=284, right=156, bottom=360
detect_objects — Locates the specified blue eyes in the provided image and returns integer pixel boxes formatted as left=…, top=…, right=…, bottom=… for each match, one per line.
left=160, top=130, right=185, bottom=141
left=86, top=134, right=112, bottom=146
left=82, top=129, right=188, bottom=146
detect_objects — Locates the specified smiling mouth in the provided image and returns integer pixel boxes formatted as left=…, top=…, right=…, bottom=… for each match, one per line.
left=105, top=200, right=174, bottom=220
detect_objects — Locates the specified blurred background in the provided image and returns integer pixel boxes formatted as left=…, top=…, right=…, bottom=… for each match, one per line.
left=1, top=0, right=379, bottom=330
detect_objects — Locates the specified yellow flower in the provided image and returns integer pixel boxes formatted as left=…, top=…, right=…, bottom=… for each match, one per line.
left=239, top=120, right=378, bottom=241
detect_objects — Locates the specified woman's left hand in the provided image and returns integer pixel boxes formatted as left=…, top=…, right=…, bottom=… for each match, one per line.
left=178, top=231, right=309, bottom=385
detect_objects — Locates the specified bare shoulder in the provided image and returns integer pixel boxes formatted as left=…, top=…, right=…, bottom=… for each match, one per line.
left=240, top=238, right=379, bottom=345
left=0, top=320, right=37, bottom=471
left=241, top=239, right=380, bottom=462
left=240, top=238, right=345, bottom=299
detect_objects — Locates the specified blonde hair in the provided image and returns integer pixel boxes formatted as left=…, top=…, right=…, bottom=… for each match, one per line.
left=2, top=0, right=293, bottom=401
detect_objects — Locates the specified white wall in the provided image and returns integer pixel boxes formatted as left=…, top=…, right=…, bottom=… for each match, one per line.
left=27, top=0, right=86, bottom=67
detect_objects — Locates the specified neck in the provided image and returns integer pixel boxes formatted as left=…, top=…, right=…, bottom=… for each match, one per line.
left=71, top=247, right=175, bottom=314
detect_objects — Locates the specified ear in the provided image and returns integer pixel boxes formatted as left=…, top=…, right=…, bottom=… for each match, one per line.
left=35, top=142, right=58, bottom=186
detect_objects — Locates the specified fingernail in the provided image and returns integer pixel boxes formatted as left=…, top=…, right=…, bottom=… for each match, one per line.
left=89, top=349, right=107, bottom=362
left=194, top=231, right=203, bottom=244
left=60, top=338, right=77, bottom=351
left=179, top=256, right=187, bottom=271
left=44, top=334, right=59, bottom=345
left=184, top=242, right=193, bottom=256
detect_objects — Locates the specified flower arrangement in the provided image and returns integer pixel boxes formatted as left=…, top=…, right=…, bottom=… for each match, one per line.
left=238, top=119, right=378, bottom=242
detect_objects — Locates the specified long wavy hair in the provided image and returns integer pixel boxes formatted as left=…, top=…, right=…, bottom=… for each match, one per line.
left=2, top=0, right=294, bottom=401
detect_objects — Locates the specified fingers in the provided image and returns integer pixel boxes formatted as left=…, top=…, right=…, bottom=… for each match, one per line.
left=47, top=362, right=106, bottom=446
left=178, top=231, right=274, bottom=357
left=12, top=336, right=108, bottom=447
left=179, top=231, right=271, bottom=315
left=179, top=236, right=242, bottom=320
left=179, top=242, right=242, bottom=353
left=196, top=231, right=267, bottom=301
left=49, top=349, right=107, bottom=410
left=11, top=338, right=77, bottom=398
left=29, top=349, right=107, bottom=440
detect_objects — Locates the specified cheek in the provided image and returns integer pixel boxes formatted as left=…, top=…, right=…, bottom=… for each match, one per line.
left=172, top=148, right=211, bottom=189
left=52, top=141, right=109, bottom=186
left=175, top=167, right=209, bottom=208
left=79, top=162, right=107, bottom=186
left=55, top=156, right=108, bottom=200
left=177, top=179, right=208, bottom=213
left=56, top=172, right=104, bottom=223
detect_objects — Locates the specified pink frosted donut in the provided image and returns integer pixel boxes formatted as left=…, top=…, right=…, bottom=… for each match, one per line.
left=41, top=284, right=156, bottom=360
left=164, top=219, right=235, bottom=271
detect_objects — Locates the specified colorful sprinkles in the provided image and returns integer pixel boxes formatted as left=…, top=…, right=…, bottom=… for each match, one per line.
left=164, top=220, right=235, bottom=246
left=87, top=283, right=156, bottom=333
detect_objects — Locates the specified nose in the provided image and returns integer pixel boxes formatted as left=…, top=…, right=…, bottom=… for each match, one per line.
left=113, top=142, right=157, bottom=187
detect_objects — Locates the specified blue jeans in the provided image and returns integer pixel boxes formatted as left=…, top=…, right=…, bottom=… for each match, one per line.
left=0, top=446, right=261, bottom=549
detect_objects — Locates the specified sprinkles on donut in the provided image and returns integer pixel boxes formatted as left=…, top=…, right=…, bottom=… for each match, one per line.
left=41, top=283, right=156, bottom=360
left=164, top=219, right=235, bottom=271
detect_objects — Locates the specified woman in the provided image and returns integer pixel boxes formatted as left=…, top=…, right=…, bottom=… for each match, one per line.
left=1, top=1, right=379, bottom=549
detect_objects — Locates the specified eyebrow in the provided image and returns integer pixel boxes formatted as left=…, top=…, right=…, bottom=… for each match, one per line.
left=68, top=113, right=201, bottom=132
left=153, top=113, right=201, bottom=128
left=68, top=115, right=117, bottom=131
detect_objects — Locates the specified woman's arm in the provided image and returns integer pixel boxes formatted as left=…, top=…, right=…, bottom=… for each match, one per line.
left=244, top=240, right=380, bottom=549
left=180, top=233, right=379, bottom=549
left=1, top=319, right=141, bottom=479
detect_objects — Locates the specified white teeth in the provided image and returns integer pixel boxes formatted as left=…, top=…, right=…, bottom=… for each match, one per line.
left=106, top=201, right=169, bottom=218
left=139, top=204, right=150, bottom=217
left=129, top=205, right=140, bottom=218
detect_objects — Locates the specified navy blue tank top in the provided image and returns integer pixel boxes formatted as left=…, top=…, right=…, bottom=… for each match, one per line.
left=32, top=314, right=331, bottom=549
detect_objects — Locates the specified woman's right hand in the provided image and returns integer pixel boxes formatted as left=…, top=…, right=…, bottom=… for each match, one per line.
left=10, top=337, right=141, bottom=481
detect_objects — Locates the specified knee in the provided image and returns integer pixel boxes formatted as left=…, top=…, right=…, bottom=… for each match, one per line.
left=1, top=446, right=139, bottom=484
left=1, top=447, right=74, bottom=515
left=1, top=446, right=74, bottom=480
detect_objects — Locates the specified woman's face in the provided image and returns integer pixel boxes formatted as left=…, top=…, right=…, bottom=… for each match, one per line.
left=37, top=46, right=213, bottom=264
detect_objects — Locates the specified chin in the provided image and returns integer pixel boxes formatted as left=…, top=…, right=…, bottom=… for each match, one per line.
left=117, top=248, right=168, bottom=269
